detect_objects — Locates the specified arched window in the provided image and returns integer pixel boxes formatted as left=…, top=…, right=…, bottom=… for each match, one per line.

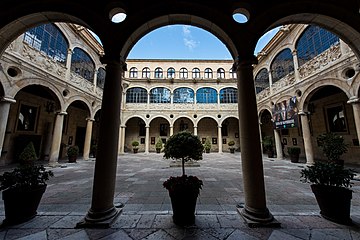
left=150, top=87, right=171, bottom=103
left=129, top=67, right=138, bottom=78
left=255, top=68, right=269, bottom=93
left=204, top=68, right=213, bottom=79
left=154, top=67, right=163, bottom=78
left=179, top=68, right=188, bottom=79
left=196, top=87, right=217, bottom=103
left=220, top=87, right=238, bottom=103
left=71, top=47, right=95, bottom=82
left=97, top=67, right=106, bottom=89
left=126, top=87, right=148, bottom=103
left=229, top=68, right=237, bottom=79
left=192, top=68, right=200, bottom=79
left=296, top=25, right=340, bottom=66
left=142, top=67, right=150, bottom=78
left=23, top=23, right=68, bottom=64
left=217, top=68, right=225, bottom=79
left=270, top=48, right=294, bottom=84
left=167, top=67, right=175, bottom=79
left=173, top=88, right=194, bottom=103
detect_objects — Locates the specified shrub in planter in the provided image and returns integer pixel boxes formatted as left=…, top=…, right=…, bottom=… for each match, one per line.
left=287, top=147, right=300, bottom=163
left=317, top=132, right=348, bottom=165
left=228, top=140, right=235, bottom=153
left=67, top=145, right=79, bottom=163
left=203, top=138, right=211, bottom=153
left=155, top=138, right=163, bottom=153
left=300, top=161, right=355, bottom=225
left=0, top=164, right=54, bottom=225
left=132, top=140, right=139, bottom=153
left=18, top=142, right=37, bottom=164
left=263, top=136, right=274, bottom=158
left=163, top=131, right=204, bottom=226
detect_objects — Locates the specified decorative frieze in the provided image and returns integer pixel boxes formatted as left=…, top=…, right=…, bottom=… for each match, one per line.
left=70, top=72, right=95, bottom=93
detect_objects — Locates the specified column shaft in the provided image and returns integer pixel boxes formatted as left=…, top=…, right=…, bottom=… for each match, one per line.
left=218, top=126, right=222, bottom=153
left=170, top=126, right=174, bottom=136
left=0, top=98, right=15, bottom=158
left=83, top=118, right=94, bottom=160
left=274, top=129, right=283, bottom=159
left=49, top=112, right=66, bottom=165
left=299, top=112, right=314, bottom=165
left=194, top=126, right=198, bottom=136
left=351, top=103, right=360, bottom=142
left=145, top=126, right=150, bottom=154
left=120, top=126, right=126, bottom=154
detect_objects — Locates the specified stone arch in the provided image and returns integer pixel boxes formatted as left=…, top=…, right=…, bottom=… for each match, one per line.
left=221, top=116, right=240, bottom=152
left=172, top=115, right=195, bottom=126
left=123, top=115, right=147, bottom=126
left=172, top=116, right=195, bottom=135
left=196, top=115, right=219, bottom=126
left=65, top=96, right=92, bottom=116
left=124, top=116, right=147, bottom=153
left=148, top=115, right=171, bottom=126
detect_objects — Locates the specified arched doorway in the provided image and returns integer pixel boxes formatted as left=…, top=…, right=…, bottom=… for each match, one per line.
left=197, top=117, right=218, bottom=152
left=149, top=116, right=170, bottom=152
left=124, top=117, right=146, bottom=153
left=221, top=117, right=240, bottom=152
left=173, top=117, right=194, bottom=135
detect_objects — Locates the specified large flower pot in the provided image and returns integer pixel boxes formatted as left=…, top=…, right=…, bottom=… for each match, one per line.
left=289, top=153, right=299, bottom=163
left=2, top=185, right=47, bottom=225
left=156, top=148, right=161, bottom=153
left=169, top=188, right=198, bottom=226
left=267, top=150, right=274, bottom=158
left=229, top=148, right=235, bottom=154
left=68, top=156, right=77, bottom=163
left=311, top=184, right=352, bottom=225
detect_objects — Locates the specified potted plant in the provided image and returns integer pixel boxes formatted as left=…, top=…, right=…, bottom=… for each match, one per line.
left=163, top=131, right=204, bottom=226
left=317, top=132, right=348, bottom=166
left=263, top=136, right=274, bottom=158
left=90, top=144, right=97, bottom=158
left=67, top=145, right=79, bottom=163
left=228, top=140, right=235, bottom=153
left=155, top=138, right=163, bottom=153
left=287, top=146, right=300, bottom=163
left=132, top=140, right=139, bottom=153
left=203, top=138, right=211, bottom=153
left=18, top=141, right=37, bottom=163
left=0, top=142, right=54, bottom=225
left=300, top=161, right=355, bottom=225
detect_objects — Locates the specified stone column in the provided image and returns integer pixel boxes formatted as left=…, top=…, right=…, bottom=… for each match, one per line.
left=292, top=49, right=301, bottom=81
left=78, top=58, right=124, bottom=228
left=235, top=56, right=274, bottom=225
left=49, top=111, right=67, bottom=165
left=274, top=129, right=283, bottom=159
left=65, top=48, right=73, bottom=80
left=193, top=126, right=198, bottom=136
left=120, top=126, right=126, bottom=154
left=268, top=68, right=273, bottom=94
left=145, top=126, right=150, bottom=154
left=258, top=121, right=263, bottom=153
left=348, top=97, right=360, bottom=144
left=93, top=70, right=98, bottom=93
left=0, top=97, right=16, bottom=158
left=118, top=126, right=122, bottom=155
left=218, top=125, right=223, bottom=153
left=83, top=118, right=94, bottom=160
left=299, top=111, right=314, bottom=165
left=170, top=125, right=174, bottom=136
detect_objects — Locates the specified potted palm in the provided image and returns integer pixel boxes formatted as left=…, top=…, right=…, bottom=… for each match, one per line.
left=300, top=161, right=355, bottom=225
left=0, top=142, right=54, bottom=225
left=287, top=146, right=300, bottom=163
left=132, top=140, right=139, bottom=153
left=203, top=138, right=211, bottom=153
left=263, top=136, right=274, bottom=158
left=317, top=132, right=348, bottom=166
left=67, top=145, right=79, bottom=163
left=163, top=131, right=204, bottom=226
left=155, top=138, right=163, bottom=153
left=228, top=140, right=235, bottom=153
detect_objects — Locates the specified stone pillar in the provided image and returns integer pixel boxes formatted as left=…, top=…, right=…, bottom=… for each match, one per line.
left=93, top=70, right=98, bottom=92
left=145, top=126, right=150, bottom=154
left=274, top=129, right=283, bottom=159
left=83, top=118, right=94, bottom=160
left=235, top=56, right=274, bottom=225
left=218, top=125, right=223, bottom=153
left=49, top=111, right=67, bottom=165
left=299, top=111, right=314, bottom=165
left=118, top=126, right=122, bottom=155
left=65, top=48, right=73, bottom=80
left=347, top=97, right=360, bottom=144
left=78, top=58, right=124, bottom=228
left=120, top=126, right=126, bottom=154
left=258, top=121, right=263, bottom=153
left=170, top=125, right=174, bottom=136
left=292, top=49, right=301, bottom=81
left=268, top=68, right=273, bottom=94
left=193, top=126, right=198, bottom=136
left=0, top=97, right=16, bottom=158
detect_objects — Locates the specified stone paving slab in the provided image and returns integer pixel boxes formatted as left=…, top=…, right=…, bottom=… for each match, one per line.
left=0, top=153, right=359, bottom=239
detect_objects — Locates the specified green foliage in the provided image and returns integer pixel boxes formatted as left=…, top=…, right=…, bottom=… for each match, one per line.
left=0, top=164, right=54, bottom=191
left=203, top=138, right=211, bottom=150
left=67, top=145, right=79, bottom=157
left=317, top=132, right=348, bottom=161
left=18, top=142, right=37, bottom=163
left=263, top=136, right=274, bottom=151
left=156, top=138, right=163, bottom=149
left=300, top=161, right=355, bottom=189
left=163, top=175, right=203, bottom=197
left=228, top=140, right=235, bottom=147
left=163, top=131, right=203, bottom=176
left=131, top=140, right=139, bottom=149
left=287, top=147, right=300, bottom=155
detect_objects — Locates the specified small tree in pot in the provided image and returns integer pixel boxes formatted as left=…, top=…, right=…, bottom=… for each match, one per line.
left=131, top=140, right=139, bottom=153
left=67, top=145, right=79, bottom=163
left=228, top=140, right=235, bottom=153
left=203, top=138, right=211, bottom=153
left=287, top=147, right=300, bottom=163
left=317, top=132, right=348, bottom=165
left=263, top=136, right=274, bottom=158
left=301, top=161, right=355, bottom=225
left=163, top=131, right=204, bottom=226
left=155, top=138, right=163, bottom=153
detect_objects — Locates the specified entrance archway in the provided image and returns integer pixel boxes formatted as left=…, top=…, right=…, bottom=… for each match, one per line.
left=124, top=117, right=146, bottom=153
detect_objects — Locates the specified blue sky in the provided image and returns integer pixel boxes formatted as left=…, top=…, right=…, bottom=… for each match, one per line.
left=91, top=25, right=279, bottom=59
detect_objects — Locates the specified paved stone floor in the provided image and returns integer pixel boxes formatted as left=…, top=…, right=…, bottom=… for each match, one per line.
left=0, top=153, right=360, bottom=239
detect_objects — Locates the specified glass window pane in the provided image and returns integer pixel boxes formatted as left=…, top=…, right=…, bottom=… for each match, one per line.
left=173, top=87, right=194, bottom=103
left=196, top=87, right=217, bottom=103
left=270, top=48, right=294, bottom=83
left=70, top=47, right=95, bottom=82
left=220, top=87, right=238, bottom=103
left=126, top=87, right=148, bottom=103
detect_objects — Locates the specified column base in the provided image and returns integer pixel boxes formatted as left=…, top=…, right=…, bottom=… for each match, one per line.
left=76, top=204, right=123, bottom=228
left=237, top=204, right=281, bottom=228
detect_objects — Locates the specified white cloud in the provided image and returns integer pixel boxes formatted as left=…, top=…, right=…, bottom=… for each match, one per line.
left=182, top=26, right=191, bottom=37
left=182, top=25, right=199, bottom=50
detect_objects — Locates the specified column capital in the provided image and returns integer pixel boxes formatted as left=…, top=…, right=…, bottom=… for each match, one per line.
left=100, top=55, right=127, bottom=71
left=67, top=48, right=73, bottom=54
left=347, top=96, right=360, bottom=104
left=120, top=125, right=126, bottom=128
left=292, top=49, right=297, bottom=56
left=86, top=118, right=95, bottom=122
left=218, top=125, right=222, bottom=128
left=1, top=96, right=16, bottom=104
left=233, top=55, right=258, bottom=70
left=56, top=111, right=67, bottom=116
left=298, top=110, right=308, bottom=116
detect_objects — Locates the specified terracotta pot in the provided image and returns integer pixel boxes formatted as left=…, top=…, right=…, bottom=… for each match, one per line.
left=289, top=153, right=299, bottom=163
left=169, top=188, right=198, bottom=226
left=230, top=148, right=235, bottom=153
left=311, top=184, right=352, bottom=225
left=68, top=156, right=77, bottom=163
left=2, top=185, right=47, bottom=225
